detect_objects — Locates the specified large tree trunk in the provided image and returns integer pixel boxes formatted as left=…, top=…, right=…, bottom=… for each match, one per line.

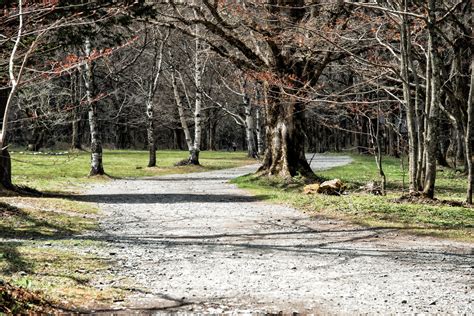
left=258, top=85, right=314, bottom=179
left=84, top=37, right=105, bottom=176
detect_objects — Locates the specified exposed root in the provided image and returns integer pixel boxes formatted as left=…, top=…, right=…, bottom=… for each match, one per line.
left=174, top=158, right=200, bottom=167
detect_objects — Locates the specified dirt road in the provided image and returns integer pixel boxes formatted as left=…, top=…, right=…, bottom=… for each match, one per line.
left=82, top=155, right=473, bottom=314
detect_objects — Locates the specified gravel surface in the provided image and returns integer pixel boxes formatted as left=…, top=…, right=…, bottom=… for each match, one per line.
left=82, top=155, right=473, bottom=314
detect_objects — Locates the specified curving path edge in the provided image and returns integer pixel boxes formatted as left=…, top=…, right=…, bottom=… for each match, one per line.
left=82, top=154, right=473, bottom=314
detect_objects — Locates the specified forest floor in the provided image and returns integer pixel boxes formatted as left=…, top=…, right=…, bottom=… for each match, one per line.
left=71, top=155, right=472, bottom=314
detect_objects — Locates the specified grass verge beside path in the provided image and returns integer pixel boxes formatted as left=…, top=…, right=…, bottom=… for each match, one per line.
left=1, top=150, right=255, bottom=312
left=233, top=154, right=473, bottom=242
left=11, top=149, right=255, bottom=193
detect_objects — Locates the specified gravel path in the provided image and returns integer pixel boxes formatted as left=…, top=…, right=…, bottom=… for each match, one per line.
left=82, top=155, right=473, bottom=314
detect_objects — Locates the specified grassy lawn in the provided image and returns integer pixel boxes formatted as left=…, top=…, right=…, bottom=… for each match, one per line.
left=11, top=149, right=255, bottom=193
left=233, top=154, right=473, bottom=241
left=1, top=149, right=255, bottom=311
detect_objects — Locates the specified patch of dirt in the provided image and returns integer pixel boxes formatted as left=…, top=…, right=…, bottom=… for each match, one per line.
left=0, top=281, right=61, bottom=314
left=393, top=192, right=471, bottom=207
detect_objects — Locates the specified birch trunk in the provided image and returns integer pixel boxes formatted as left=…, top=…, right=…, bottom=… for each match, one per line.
left=171, top=71, right=193, bottom=151
left=0, top=0, right=23, bottom=189
left=466, top=58, right=473, bottom=204
left=84, top=37, right=105, bottom=176
left=423, top=1, right=441, bottom=198
left=145, top=29, right=167, bottom=167
left=146, top=98, right=156, bottom=167
left=420, top=47, right=432, bottom=186
left=400, top=7, right=418, bottom=192
left=189, top=28, right=203, bottom=165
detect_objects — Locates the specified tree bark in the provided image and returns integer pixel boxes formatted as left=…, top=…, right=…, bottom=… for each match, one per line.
left=256, top=106, right=264, bottom=156
left=172, top=71, right=193, bottom=151
left=0, top=89, right=12, bottom=190
left=84, top=37, right=105, bottom=176
left=423, top=1, right=441, bottom=198
left=0, top=149, right=13, bottom=190
left=400, top=7, right=418, bottom=192
left=243, top=92, right=257, bottom=158
left=146, top=99, right=156, bottom=167
left=71, top=117, right=83, bottom=150
left=258, top=85, right=314, bottom=179
left=189, top=30, right=203, bottom=165
left=208, top=120, right=217, bottom=151
left=466, top=57, right=473, bottom=204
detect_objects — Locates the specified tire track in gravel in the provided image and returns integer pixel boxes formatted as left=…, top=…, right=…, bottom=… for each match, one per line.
left=80, top=155, right=473, bottom=314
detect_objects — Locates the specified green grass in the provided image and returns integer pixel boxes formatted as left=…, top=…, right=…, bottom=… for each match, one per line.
left=233, top=154, right=473, bottom=241
left=0, top=198, right=122, bottom=309
left=11, top=149, right=254, bottom=192
left=1, top=149, right=256, bottom=310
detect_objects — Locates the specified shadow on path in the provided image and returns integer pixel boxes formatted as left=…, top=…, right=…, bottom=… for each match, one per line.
left=68, top=193, right=266, bottom=204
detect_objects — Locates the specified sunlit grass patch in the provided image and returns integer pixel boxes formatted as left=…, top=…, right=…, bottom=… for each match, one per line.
left=0, top=241, right=124, bottom=309
left=232, top=154, right=473, bottom=241
left=0, top=198, right=123, bottom=309
left=11, top=149, right=255, bottom=192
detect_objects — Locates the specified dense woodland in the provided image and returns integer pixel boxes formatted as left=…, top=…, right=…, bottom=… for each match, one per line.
left=0, top=0, right=472, bottom=202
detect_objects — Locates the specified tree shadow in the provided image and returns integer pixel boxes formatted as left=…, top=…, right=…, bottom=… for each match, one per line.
left=129, top=176, right=241, bottom=182
left=67, top=193, right=267, bottom=204
left=86, top=223, right=473, bottom=265
left=0, top=242, right=33, bottom=275
left=0, top=202, right=81, bottom=278
left=0, top=211, right=76, bottom=239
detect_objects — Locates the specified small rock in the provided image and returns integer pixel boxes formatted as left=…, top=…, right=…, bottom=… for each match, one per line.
left=401, top=300, right=407, bottom=304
